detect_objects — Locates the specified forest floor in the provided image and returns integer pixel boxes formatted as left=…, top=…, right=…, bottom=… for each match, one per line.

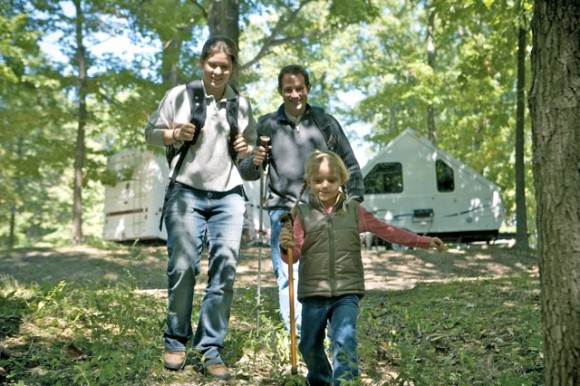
left=1, top=240, right=537, bottom=293
left=0, top=241, right=540, bottom=385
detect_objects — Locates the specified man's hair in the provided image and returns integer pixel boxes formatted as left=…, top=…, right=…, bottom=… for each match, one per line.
left=277, top=64, right=311, bottom=89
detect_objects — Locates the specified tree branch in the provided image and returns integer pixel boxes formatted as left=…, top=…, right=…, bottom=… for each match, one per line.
left=239, top=0, right=318, bottom=72
left=240, top=30, right=330, bottom=72
left=188, top=0, right=208, bottom=19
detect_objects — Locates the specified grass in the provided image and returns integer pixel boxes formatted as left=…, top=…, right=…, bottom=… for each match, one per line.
left=359, top=277, right=543, bottom=385
left=0, top=245, right=543, bottom=385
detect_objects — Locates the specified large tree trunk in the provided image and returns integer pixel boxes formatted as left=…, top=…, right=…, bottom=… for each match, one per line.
left=208, top=0, right=239, bottom=45
left=514, top=19, right=529, bottom=249
left=529, top=1, right=580, bottom=384
left=72, top=0, right=88, bottom=245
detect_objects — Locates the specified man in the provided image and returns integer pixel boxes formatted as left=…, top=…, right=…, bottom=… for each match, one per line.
left=240, top=64, right=364, bottom=333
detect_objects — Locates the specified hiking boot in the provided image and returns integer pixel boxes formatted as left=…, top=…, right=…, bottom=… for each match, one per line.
left=163, top=351, right=186, bottom=370
left=204, top=363, right=231, bottom=380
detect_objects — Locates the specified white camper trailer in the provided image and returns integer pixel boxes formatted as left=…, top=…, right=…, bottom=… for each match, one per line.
left=361, top=129, right=505, bottom=246
left=103, top=149, right=169, bottom=241
left=102, top=149, right=266, bottom=242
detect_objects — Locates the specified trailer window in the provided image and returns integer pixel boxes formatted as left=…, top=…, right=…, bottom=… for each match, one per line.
left=436, top=159, right=454, bottom=192
left=364, top=162, right=403, bottom=194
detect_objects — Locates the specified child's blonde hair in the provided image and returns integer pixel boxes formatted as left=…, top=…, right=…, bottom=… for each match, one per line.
left=295, top=150, right=350, bottom=204
left=304, top=150, right=349, bottom=184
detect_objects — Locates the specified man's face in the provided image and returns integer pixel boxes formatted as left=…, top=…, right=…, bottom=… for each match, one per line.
left=278, top=73, right=310, bottom=117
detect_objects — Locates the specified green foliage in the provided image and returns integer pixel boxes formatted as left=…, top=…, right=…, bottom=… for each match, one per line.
left=0, top=13, right=40, bottom=85
left=1, top=0, right=537, bottom=246
left=0, top=275, right=168, bottom=385
left=320, top=0, right=534, bottom=229
left=328, top=0, right=380, bottom=26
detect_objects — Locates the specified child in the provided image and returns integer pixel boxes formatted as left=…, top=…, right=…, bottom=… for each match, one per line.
left=279, top=150, right=446, bottom=386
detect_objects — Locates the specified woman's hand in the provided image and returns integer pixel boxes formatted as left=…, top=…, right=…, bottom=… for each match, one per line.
left=172, top=123, right=197, bottom=142
left=232, top=133, right=251, bottom=158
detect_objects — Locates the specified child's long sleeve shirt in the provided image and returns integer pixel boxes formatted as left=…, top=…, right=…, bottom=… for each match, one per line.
left=284, top=204, right=433, bottom=263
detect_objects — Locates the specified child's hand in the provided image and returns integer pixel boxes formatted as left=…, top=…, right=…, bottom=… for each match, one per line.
left=279, top=226, right=295, bottom=250
left=279, top=212, right=294, bottom=250
left=430, top=237, right=447, bottom=252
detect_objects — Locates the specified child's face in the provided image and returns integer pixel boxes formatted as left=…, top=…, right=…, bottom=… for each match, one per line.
left=307, top=159, right=342, bottom=208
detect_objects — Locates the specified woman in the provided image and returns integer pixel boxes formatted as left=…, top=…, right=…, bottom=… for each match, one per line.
left=144, top=35, right=256, bottom=380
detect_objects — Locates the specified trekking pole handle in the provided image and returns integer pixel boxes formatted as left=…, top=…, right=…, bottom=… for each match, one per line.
left=259, top=135, right=271, bottom=168
left=259, top=135, right=271, bottom=148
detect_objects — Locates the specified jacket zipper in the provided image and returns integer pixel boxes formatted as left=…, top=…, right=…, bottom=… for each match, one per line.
left=327, top=213, right=336, bottom=295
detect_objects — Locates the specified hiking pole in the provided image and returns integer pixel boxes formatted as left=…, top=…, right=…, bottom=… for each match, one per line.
left=256, top=135, right=271, bottom=328
left=287, top=248, right=298, bottom=375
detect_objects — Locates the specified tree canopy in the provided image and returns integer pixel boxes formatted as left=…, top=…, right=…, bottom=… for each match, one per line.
left=1, top=0, right=534, bottom=246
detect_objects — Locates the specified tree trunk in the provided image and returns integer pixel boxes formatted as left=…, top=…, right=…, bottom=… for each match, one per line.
left=514, top=19, right=529, bottom=249
left=161, top=38, right=182, bottom=88
left=72, top=0, right=88, bottom=245
left=529, top=1, right=580, bottom=384
left=8, top=202, right=16, bottom=248
left=208, top=0, right=239, bottom=45
left=426, top=8, right=437, bottom=144
left=8, top=135, right=24, bottom=248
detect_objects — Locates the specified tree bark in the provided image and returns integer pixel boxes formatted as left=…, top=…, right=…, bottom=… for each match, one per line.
left=208, top=0, right=239, bottom=45
left=529, top=1, right=580, bottom=384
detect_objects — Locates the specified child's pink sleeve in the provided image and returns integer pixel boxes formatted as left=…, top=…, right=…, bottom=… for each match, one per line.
left=292, top=216, right=304, bottom=260
left=358, top=206, right=433, bottom=249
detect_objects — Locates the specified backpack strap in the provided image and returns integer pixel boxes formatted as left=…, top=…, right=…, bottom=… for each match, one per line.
left=185, top=79, right=207, bottom=145
left=160, top=80, right=207, bottom=230
left=165, top=80, right=206, bottom=164
left=226, top=92, right=240, bottom=160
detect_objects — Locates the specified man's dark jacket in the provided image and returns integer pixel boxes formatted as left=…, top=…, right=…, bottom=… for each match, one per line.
left=239, top=104, right=364, bottom=210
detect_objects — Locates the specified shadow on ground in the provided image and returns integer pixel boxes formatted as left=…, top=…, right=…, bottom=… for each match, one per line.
left=0, top=243, right=537, bottom=292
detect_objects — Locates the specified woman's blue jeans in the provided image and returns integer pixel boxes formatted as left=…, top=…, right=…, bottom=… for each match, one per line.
left=269, top=209, right=302, bottom=332
left=163, top=183, right=245, bottom=366
left=299, top=295, right=360, bottom=386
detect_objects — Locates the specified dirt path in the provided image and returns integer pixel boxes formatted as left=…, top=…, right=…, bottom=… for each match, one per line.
left=0, top=243, right=538, bottom=290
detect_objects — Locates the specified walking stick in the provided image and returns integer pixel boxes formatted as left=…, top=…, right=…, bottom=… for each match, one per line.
left=287, top=248, right=298, bottom=375
left=256, top=136, right=271, bottom=328
left=256, top=167, right=264, bottom=324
